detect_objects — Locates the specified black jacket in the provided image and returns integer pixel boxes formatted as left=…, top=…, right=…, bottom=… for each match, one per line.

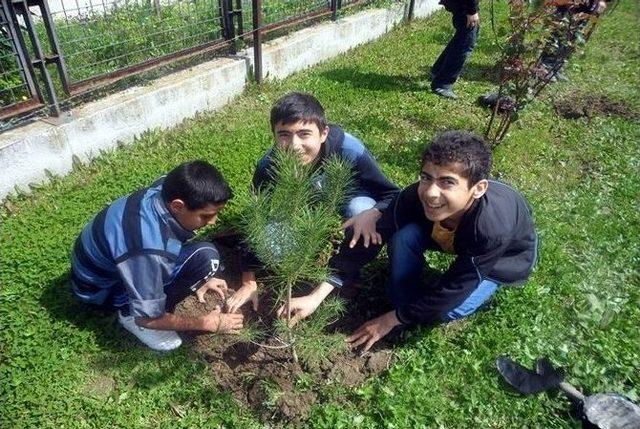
left=390, top=180, right=538, bottom=325
left=440, top=0, right=479, bottom=15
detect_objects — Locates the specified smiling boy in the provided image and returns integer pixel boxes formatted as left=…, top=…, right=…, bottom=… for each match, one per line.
left=70, top=161, right=245, bottom=351
left=226, top=92, right=399, bottom=323
left=347, top=131, right=538, bottom=351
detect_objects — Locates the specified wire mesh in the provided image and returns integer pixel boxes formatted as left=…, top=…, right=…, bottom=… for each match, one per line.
left=237, top=0, right=330, bottom=35
left=33, top=0, right=225, bottom=83
left=1, top=6, right=33, bottom=108
left=261, top=0, right=330, bottom=25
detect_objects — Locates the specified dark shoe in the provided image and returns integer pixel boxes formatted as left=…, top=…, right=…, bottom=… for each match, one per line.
left=553, top=71, right=569, bottom=82
left=432, top=86, right=458, bottom=99
left=478, top=92, right=517, bottom=113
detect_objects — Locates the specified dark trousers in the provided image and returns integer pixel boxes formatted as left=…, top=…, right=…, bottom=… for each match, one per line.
left=387, top=223, right=498, bottom=322
left=163, top=242, right=222, bottom=312
left=431, top=8, right=478, bottom=89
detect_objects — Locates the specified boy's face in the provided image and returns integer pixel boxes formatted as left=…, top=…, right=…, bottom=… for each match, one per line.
left=273, top=120, right=329, bottom=165
left=417, top=162, right=488, bottom=228
left=169, top=201, right=226, bottom=231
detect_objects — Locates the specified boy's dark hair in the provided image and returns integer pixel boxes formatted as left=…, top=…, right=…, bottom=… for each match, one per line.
left=421, top=131, right=492, bottom=187
left=162, top=160, right=233, bottom=210
left=270, top=92, right=328, bottom=132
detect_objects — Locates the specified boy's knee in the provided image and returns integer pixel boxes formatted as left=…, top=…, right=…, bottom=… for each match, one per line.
left=390, top=223, right=427, bottom=253
left=344, top=196, right=377, bottom=218
left=178, top=242, right=222, bottom=278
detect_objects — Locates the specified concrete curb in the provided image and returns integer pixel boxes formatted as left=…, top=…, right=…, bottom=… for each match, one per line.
left=0, top=0, right=440, bottom=200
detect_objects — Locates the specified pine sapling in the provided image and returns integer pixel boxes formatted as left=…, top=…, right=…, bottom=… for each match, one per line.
left=240, top=148, right=354, bottom=363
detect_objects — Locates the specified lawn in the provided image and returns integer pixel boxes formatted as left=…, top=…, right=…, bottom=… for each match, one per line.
left=1, top=0, right=639, bottom=428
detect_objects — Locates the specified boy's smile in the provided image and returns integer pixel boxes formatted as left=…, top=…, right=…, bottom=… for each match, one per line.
left=418, top=162, right=487, bottom=229
left=273, top=120, right=329, bottom=165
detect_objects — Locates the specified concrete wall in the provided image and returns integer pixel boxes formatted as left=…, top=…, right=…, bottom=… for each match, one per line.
left=0, top=0, right=440, bottom=200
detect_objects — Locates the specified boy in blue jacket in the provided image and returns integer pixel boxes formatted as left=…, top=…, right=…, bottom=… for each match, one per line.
left=226, top=92, right=400, bottom=323
left=348, top=131, right=538, bottom=351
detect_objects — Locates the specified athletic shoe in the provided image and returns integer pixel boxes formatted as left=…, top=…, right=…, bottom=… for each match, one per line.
left=432, top=87, right=458, bottom=99
left=118, top=311, right=182, bottom=351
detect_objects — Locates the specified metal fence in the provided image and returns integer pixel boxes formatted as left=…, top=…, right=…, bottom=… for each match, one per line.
left=1, top=0, right=415, bottom=128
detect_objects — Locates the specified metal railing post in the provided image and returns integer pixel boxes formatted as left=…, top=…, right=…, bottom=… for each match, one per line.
left=1, top=0, right=40, bottom=100
left=220, top=0, right=236, bottom=52
left=252, top=0, right=262, bottom=83
left=331, top=0, right=338, bottom=20
left=35, top=0, right=71, bottom=94
left=12, top=0, right=61, bottom=116
left=235, top=0, right=244, bottom=42
left=407, top=0, right=416, bottom=21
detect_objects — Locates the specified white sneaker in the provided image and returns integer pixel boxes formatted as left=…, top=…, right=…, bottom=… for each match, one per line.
left=118, top=311, right=182, bottom=351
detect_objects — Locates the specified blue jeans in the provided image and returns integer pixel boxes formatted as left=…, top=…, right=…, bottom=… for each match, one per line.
left=387, top=223, right=498, bottom=322
left=431, top=9, right=478, bottom=89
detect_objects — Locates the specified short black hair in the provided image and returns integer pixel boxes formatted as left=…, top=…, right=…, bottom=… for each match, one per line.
left=421, top=131, right=492, bottom=187
left=270, top=92, right=328, bottom=132
left=161, top=160, right=232, bottom=210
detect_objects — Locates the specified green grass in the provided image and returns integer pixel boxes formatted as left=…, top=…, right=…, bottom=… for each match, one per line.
left=1, top=1, right=639, bottom=427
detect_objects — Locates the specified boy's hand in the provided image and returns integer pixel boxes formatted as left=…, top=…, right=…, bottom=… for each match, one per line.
left=196, top=278, right=228, bottom=303
left=347, top=310, right=401, bottom=352
left=342, top=208, right=382, bottom=248
left=466, top=13, right=479, bottom=28
left=202, top=305, right=244, bottom=334
left=226, top=272, right=259, bottom=313
left=277, top=294, right=321, bottom=327
left=277, top=282, right=335, bottom=326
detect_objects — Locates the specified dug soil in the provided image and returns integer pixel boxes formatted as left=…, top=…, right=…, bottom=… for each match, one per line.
left=554, top=92, right=639, bottom=120
left=174, top=240, right=397, bottom=424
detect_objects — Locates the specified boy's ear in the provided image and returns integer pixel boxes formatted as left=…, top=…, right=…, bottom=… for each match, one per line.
left=168, top=199, right=187, bottom=213
left=319, top=125, right=330, bottom=143
left=471, top=179, right=489, bottom=199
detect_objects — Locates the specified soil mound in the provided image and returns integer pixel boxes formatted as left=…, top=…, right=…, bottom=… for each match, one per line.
left=554, top=92, right=639, bottom=120
left=173, top=243, right=396, bottom=424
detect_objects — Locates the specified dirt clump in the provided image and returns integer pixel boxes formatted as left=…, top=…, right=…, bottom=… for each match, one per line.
left=366, top=350, right=394, bottom=374
left=554, top=92, right=639, bottom=120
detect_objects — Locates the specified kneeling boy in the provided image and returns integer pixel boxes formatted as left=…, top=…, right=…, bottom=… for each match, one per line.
left=348, top=131, right=538, bottom=351
left=226, top=92, right=400, bottom=323
left=70, top=161, right=245, bottom=351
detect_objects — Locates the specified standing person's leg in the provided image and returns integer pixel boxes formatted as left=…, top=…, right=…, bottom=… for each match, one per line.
left=386, top=222, right=432, bottom=308
left=430, top=11, right=456, bottom=78
left=164, top=242, right=224, bottom=312
left=431, top=10, right=479, bottom=97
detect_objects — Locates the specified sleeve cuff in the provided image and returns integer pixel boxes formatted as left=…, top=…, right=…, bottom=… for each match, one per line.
left=129, top=297, right=166, bottom=319
left=395, top=307, right=411, bottom=325
left=327, top=274, right=344, bottom=289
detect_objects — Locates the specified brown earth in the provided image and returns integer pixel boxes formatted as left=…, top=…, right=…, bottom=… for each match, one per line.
left=173, top=242, right=398, bottom=424
left=554, top=92, right=639, bottom=120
